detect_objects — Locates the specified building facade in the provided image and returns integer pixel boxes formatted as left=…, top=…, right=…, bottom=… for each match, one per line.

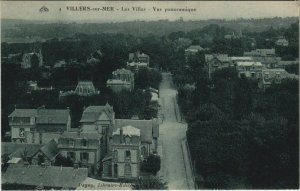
left=103, top=126, right=141, bottom=179
left=21, top=51, right=43, bottom=69
left=185, top=45, right=203, bottom=61
left=59, top=81, right=100, bottom=98
left=8, top=108, right=71, bottom=143
left=58, top=132, right=102, bottom=175
left=236, top=62, right=263, bottom=78
left=107, top=68, right=135, bottom=92
left=244, top=48, right=276, bottom=57
left=127, top=51, right=150, bottom=71
left=258, top=68, right=299, bottom=89
left=275, top=37, right=289, bottom=46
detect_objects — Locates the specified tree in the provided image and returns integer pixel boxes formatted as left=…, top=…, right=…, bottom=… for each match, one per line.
left=132, top=176, right=167, bottom=190
left=54, top=154, right=74, bottom=167
left=141, top=154, right=161, bottom=175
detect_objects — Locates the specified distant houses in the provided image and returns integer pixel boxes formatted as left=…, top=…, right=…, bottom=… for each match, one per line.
left=203, top=50, right=298, bottom=89
left=27, top=81, right=54, bottom=93
left=107, top=68, right=135, bottom=92
left=236, top=62, right=263, bottom=78
left=127, top=51, right=150, bottom=71
left=244, top=48, right=276, bottom=57
left=21, top=50, right=43, bottom=69
left=59, top=81, right=100, bottom=98
left=205, top=54, right=231, bottom=79
left=185, top=45, right=203, bottom=61
left=258, top=68, right=298, bottom=89
left=275, top=36, right=289, bottom=47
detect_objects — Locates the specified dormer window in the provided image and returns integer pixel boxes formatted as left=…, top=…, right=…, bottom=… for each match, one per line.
left=125, top=136, right=131, bottom=144
left=125, top=150, right=131, bottom=158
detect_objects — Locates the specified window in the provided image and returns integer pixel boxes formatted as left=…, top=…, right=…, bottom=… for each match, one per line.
left=124, top=163, right=131, bottom=177
left=81, top=139, right=87, bottom=147
left=38, top=154, right=45, bottom=165
left=69, top=140, right=74, bottom=147
left=39, top=133, right=42, bottom=144
left=80, top=152, right=89, bottom=162
left=125, top=136, right=131, bottom=144
left=113, top=164, right=118, bottom=178
left=141, top=146, right=147, bottom=157
left=32, top=132, right=35, bottom=143
left=264, top=74, right=270, bottom=79
left=67, top=152, right=75, bottom=160
left=113, top=150, right=118, bottom=162
left=19, top=128, right=25, bottom=137
left=125, top=150, right=131, bottom=158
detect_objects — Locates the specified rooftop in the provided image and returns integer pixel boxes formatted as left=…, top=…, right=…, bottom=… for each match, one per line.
left=1, top=143, right=42, bottom=158
left=106, top=79, right=131, bottom=84
left=114, top=119, right=159, bottom=143
left=8, top=108, right=70, bottom=124
left=230, top=57, right=253, bottom=61
left=40, top=139, right=59, bottom=160
left=186, top=45, right=203, bottom=51
left=80, top=104, right=114, bottom=123
left=112, top=68, right=133, bottom=75
left=206, top=54, right=230, bottom=62
left=74, top=81, right=98, bottom=96
left=2, top=165, right=88, bottom=189
left=236, top=62, right=262, bottom=67
left=113, top=125, right=141, bottom=137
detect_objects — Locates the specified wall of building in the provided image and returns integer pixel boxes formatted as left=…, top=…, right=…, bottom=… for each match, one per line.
left=25, top=131, right=60, bottom=144
left=11, top=126, right=31, bottom=142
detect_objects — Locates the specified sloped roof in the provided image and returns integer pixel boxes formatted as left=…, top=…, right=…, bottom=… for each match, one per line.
left=80, top=104, right=113, bottom=123
left=8, top=109, right=69, bottom=125
left=36, top=109, right=69, bottom=124
left=186, top=45, right=203, bottom=51
left=129, top=52, right=149, bottom=62
left=113, top=125, right=141, bottom=137
left=8, top=109, right=38, bottom=118
left=2, top=165, right=88, bottom=189
left=74, top=81, right=98, bottom=96
left=205, top=54, right=229, bottom=63
left=230, top=57, right=253, bottom=61
left=114, top=119, right=159, bottom=143
left=112, top=68, right=133, bottom=75
left=107, top=79, right=131, bottom=85
left=1, top=143, right=42, bottom=158
left=40, top=140, right=59, bottom=160
left=237, top=62, right=262, bottom=67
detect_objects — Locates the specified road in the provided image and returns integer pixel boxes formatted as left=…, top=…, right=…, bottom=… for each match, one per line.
left=158, top=72, right=195, bottom=190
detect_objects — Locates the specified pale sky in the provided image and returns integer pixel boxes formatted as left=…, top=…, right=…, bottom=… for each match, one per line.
left=1, top=1, right=299, bottom=22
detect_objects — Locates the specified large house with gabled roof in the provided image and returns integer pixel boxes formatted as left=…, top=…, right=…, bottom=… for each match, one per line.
left=8, top=108, right=71, bottom=143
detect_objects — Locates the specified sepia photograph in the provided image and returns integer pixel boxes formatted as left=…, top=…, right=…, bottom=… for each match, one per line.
left=1, top=1, right=299, bottom=190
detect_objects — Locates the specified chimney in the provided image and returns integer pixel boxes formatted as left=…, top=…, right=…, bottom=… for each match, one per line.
left=120, top=127, right=123, bottom=143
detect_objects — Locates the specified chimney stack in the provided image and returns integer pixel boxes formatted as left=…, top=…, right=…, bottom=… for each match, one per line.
left=120, top=127, right=123, bottom=143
